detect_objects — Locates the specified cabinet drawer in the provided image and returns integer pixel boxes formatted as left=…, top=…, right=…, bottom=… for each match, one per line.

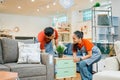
left=55, top=59, right=75, bottom=68
left=55, top=68, right=76, bottom=79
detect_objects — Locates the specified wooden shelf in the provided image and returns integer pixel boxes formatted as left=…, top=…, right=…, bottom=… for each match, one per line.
left=57, top=23, right=71, bottom=42
left=0, top=34, right=13, bottom=39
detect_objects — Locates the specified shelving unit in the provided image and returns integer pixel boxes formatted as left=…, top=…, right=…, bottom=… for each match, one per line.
left=92, top=7, right=112, bottom=44
left=92, top=8, right=119, bottom=43
left=91, top=7, right=110, bottom=54
left=91, top=6, right=119, bottom=55
left=57, top=23, right=71, bottom=43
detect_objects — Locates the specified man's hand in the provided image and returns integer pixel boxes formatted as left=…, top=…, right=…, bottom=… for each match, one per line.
left=41, top=49, right=45, bottom=53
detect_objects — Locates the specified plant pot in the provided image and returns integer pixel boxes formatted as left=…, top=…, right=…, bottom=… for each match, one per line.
left=58, top=53, right=63, bottom=58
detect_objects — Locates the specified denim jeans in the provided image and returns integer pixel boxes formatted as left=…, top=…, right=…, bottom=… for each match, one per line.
left=45, top=41, right=55, bottom=55
left=78, top=46, right=101, bottom=80
left=79, top=56, right=101, bottom=80
left=79, top=61, right=92, bottom=80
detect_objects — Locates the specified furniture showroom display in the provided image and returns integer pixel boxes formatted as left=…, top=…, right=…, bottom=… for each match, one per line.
left=0, top=38, right=54, bottom=80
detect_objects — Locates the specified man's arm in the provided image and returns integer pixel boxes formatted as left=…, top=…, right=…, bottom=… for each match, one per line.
left=54, top=39, right=58, bottom=47
left=54, top=29, right=58, bottom=47
left=40, top=41, right=46, bottom=53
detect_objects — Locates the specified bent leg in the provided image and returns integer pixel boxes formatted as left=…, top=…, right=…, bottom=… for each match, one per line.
left=79, top=61, right=92, bottom=80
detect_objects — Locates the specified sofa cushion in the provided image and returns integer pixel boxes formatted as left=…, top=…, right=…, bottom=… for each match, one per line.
left=0, top=39, right=3, bottom=64
left=20, top=76, right=46, bottom=80
left=93, top=71, right=120, bottom=80
left=114, top=41, right=120, bottom=64
left=1, top=38, right=18, bottom=63
left=4, top=63, right=46, bottom=78
left=104, top=57, right=119, bottom=71
left=0, top=64, right=10, bottom=71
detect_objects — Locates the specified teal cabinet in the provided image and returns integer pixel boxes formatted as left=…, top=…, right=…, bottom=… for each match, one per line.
left=54, top=57, right=76, bottom=79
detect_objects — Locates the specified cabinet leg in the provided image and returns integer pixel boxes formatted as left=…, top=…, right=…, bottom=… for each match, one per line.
left=71, top=77, right=73, bottom=80
left=64, top=78, right=66, bottom=80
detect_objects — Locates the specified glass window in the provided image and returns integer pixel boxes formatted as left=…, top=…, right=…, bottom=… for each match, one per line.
left=83, top=9, right=92, bottom=21
left=52, top=16, right=67, bottom=26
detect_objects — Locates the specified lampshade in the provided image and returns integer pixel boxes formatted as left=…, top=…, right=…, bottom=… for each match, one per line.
left=59, top=0, right=74, bottom=9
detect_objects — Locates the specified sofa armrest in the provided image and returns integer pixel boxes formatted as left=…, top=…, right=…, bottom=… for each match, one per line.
left=104, top=56, right=119, bottom=71
left=41, top=53, right=54, bottom=80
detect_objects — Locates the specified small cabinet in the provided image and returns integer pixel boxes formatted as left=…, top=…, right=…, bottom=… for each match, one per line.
left=54, top=57, right=76, bottom=79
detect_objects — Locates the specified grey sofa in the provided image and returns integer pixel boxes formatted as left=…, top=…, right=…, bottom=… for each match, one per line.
left=0, top=38, right=54, bottom=80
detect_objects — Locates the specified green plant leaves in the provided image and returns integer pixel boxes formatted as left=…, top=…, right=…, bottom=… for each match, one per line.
left=56, top=45, right=65, bottom=54
left=93, top=2, right=100, bottom=7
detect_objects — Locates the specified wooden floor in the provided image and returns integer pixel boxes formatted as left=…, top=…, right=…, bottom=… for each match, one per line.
left=55, top=73, right=81, bottom=80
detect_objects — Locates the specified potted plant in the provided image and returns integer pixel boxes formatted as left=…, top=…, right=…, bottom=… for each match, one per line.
left=56, top=45, right=65, bottom=58
left=93, top=2, right=100, bottom=7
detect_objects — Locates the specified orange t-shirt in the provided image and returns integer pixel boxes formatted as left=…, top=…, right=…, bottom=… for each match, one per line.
left=38, top=29, right=58, bottom=50
left=73, top=39, right=94, bottom=52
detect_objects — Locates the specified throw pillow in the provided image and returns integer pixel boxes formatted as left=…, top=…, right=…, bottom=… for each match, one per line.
left=17, top=42, right=41, bottom=64
left=104, top=57, right=119, bottom=71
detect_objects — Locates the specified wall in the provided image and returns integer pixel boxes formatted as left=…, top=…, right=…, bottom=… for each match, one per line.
left=0, top=13, right=51, bottom=37
left=71, top=10, right=92, bottom=40
left=111, top=0, right=120, bottom=17
left=111, top=0, right=120, bottom=40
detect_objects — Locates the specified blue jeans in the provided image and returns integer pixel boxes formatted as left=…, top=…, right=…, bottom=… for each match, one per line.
left=45, top=41, right=55, bottom=55
left=78, top=56, right=101, bottom=80
left=79, top=61, right=92, bottom=80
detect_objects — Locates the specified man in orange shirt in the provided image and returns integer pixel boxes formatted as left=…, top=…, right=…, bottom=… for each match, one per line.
left=72, top=31, right=101, bottom=80
left=38, top=27, right=58, bottom=54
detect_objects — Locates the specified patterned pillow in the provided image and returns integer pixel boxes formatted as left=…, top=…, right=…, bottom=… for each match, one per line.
left=17, top=42, right=41, bottom=64
left=114, top=41, right=120, bottom=64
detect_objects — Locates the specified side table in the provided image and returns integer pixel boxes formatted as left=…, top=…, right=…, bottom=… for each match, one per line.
left=54, top=57, right=76, bottom=80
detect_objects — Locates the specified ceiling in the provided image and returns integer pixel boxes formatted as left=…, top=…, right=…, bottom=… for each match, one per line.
left=0, top=0, right=110, bottom=17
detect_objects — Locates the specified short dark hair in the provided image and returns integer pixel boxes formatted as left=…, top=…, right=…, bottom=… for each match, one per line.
left=44, top=27, right=54, bottom=37
left=74, top=31, right=84, bottom=39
